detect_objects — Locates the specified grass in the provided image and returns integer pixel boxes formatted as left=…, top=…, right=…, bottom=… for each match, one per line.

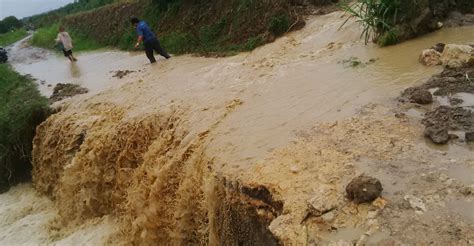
left=339, top=0, right=400, bottom=45
left=0, top=64, right=50, bottom=193
left=0, top=28, right=28, bottom=47
left=31, top=23, right=104, bottom=52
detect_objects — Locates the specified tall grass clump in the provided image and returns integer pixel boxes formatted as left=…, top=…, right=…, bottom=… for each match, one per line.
left=339, top=0, right=401, bottom=46
left=0, top=64, right=50, bottom=193
left=31, top=23, right=103, bottom=51
left=0, top=28, right=28, bottom=47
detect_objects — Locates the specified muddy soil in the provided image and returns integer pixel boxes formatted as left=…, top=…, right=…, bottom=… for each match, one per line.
left=401, top=65, right=474, bottom=143
left=49, top=83, right=89, bottom=103
left=111, top=70, right=135, bottom=79
left=2, top=11, right=474, bottom=246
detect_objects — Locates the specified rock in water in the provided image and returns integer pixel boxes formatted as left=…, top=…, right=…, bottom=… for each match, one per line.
left=402, top=87, right=433, bottom=104
left=466, top=131, right=474, bottom=142
left=431, top=43, right=446, bottom=53
left=419, top=49, right=442, bottom=66
left=440, top=44, right=474, bottom=68
left=424, top=126, right=449, bottom=144
left=346, top=175, right=383, bottom=204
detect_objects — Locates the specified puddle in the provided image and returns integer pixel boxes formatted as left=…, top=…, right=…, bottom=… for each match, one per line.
left=7, top=36, right=148, bottom=97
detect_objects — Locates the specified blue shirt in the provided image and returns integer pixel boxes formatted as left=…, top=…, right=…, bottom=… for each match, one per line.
left=136, top=21, right=156, bottom=42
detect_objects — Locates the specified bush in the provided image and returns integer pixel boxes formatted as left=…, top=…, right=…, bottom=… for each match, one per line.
left=0, top=64, right=50, bottom=193
left=339, top=0, right=401, bottom=45
left=160, top=31, right=196, bottom=54
left=268, top=14, right=290, bottom=37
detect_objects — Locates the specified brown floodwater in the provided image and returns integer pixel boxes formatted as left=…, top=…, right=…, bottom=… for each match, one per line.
left=2, top=12, right=474, bottom=245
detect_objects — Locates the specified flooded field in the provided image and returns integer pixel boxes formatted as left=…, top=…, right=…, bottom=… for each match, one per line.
left=2, top=11, right=474, bottom=245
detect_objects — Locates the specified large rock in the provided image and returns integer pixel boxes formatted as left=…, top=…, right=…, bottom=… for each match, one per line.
left=419, top=49, right=442, bottom=66
left=346, top=175, right=383, bottom=204
left=402, top=87, right=433, bottom=104
left=440, top=44, right=474, bottom=68
left=424, top=125, right=449, bottom=144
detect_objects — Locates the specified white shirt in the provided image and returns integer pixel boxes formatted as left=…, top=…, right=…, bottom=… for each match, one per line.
left=56, top=32, right=73, bottom=51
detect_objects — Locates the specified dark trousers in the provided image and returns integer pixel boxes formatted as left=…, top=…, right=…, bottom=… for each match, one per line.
left=144, top=38, right=170, bottom=63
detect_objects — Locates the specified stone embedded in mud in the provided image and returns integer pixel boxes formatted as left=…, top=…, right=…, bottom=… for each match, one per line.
left=49, top=83, right=89, bottom=103
left=466, top=131, right=474, bottom=142
left=424, top=126, right=449, bottom=144
left=419, top=49, right=442, bottom=66
left=402, top=87, right=433, bottom=104
left=345, top=175, right=383, bottom=204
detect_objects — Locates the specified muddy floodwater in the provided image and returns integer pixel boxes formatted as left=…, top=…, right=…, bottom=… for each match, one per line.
left=2, top=11, right=474, bottom=245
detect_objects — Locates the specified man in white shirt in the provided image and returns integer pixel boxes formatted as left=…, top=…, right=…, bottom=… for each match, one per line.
left=56, top=27, right=77, bottom=62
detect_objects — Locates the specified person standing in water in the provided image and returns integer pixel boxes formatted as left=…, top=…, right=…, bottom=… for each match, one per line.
left=55, top=27, right=77, bottom=62
left=131, top=17, right=170, bottom=63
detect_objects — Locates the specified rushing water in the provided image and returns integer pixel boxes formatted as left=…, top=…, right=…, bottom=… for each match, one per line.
left=2, top=11, right=474, bottom=245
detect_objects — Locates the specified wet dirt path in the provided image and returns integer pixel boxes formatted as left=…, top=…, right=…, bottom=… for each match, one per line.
left=2, top=11, right=474, bottom=245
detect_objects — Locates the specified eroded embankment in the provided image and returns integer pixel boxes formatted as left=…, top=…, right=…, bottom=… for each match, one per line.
left=25, top=11, right=474, bottom=244
left=32, top=99, right=284, bottom=244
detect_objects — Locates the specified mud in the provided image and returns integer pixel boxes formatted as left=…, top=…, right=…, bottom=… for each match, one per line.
left=3, top=11, right=474, bottom=245
left=49, top=83, right=89, bottom=103
left=423, top=106, right=474, bottom=132
left=111, top=70, right=135, bottom=79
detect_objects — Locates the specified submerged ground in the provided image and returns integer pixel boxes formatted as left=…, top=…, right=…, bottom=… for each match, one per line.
left=1, top=11, right=473, bottom=244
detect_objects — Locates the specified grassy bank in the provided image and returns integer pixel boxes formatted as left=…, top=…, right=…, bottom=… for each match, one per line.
left=0, top=28, right=28, bottom=47
left=0, top=64, right=50, bottom=193
left=29, top=0, right=319, bottom=55
left=31, top=23, right=103, bottom=52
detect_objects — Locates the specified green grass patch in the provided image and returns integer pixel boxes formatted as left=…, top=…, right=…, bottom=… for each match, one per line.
left=339, top=0, right=401, bottom=45
left=31, top=23, right=103, bottom=52
left=160, top=31, right=196, bottom=54
left=0, top=64, right=50, bottom=193
left=0, top=28, right=28, bottom=47
left=268, top=14, right=290, bottom=37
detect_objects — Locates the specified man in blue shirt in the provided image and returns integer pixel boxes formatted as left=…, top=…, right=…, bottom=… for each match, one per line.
left=131, top=17, right=170, bottom=63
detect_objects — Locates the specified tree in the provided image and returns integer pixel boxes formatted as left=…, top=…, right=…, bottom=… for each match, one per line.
left=0, top=16, right=23, bottom=34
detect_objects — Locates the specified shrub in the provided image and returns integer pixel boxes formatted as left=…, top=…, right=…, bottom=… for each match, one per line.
left=160, top=31, right=196, bottom=54
left=339, top=0, right=401, bottom=45
left=0, top=28, right=28, bottom=47
left=0, top=64, right=50, bottom=193
left=268, top=14, right=290, bottom=37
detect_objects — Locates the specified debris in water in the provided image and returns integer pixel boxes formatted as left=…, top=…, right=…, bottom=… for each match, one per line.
left=49, top=83, right=89, bottom=103
left=112, top=70, right=135, bottom=79
left=340, top=57, right=378, bottom=68
left=402, top=87, right=433, bottom=104
left=346, top=175, right=383, bottom=204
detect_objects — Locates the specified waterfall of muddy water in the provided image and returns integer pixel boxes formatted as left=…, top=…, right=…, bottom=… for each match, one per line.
left=2, top=11, right=474, bottom=245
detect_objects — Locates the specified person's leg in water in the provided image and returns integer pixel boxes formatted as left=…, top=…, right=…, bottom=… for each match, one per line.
left=151, top=38, right=170, bottom=59
left=69, top=51, right=78, bottom=62
left=143, top=41, right=157, bottom=63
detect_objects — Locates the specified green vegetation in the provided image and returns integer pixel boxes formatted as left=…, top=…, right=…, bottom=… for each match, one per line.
left=0, top=16, right=23, bottom=34
left=0, top=64, right=50, bottom=193
left=0, top=28, right=28, bottom=47
left=31, top=23, right=103, bottom=52
left=26, top=0, right=116, bottom=28
left=268, top=14, right=291, bottom=36
left=339, top=0, right=400, bottom=45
